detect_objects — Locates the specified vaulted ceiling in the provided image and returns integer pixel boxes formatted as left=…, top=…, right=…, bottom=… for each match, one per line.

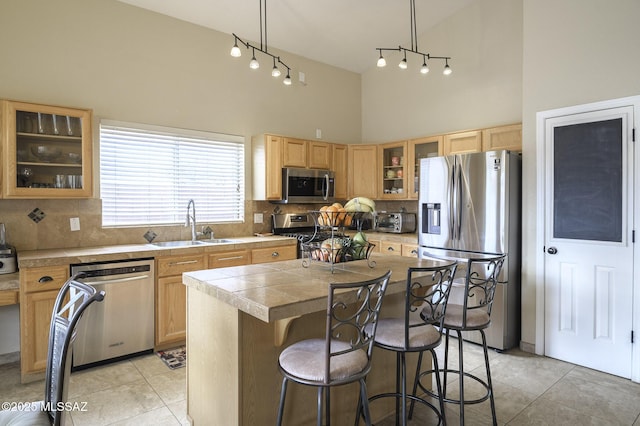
left=117, top=0, right=476, bottom=73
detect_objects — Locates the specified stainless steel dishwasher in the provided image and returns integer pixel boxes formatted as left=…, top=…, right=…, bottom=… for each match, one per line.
left=70, top=258, right=155, bottom=369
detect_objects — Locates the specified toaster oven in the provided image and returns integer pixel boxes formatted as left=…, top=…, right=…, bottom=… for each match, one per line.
left=374, top=212, right=416, bottom=233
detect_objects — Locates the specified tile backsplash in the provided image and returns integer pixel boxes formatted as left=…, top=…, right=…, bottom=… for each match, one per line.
left=0, top=198, right=417, bottom=252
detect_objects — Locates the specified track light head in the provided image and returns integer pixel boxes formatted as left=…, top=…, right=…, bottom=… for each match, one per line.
left=399, top=51, right=408, bottom=69
left=249, top=49, right=259, bottom=69
left=271, top=57, right=281, bottom=77
left=230, top=38, right=242, bottom=57
left=377, top=50, right=386, bottom=67
left=443, top=59, right=452, bottom=75
left=420, top=57, right=429, bottom=74
left=283, top=72, right=292, bottom=85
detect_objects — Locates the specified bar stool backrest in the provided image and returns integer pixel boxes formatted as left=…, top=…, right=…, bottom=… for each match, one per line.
left=323, top=270, right=392, bottom=385
left=459, top=255, right=506, bottom=326
left=406, top=262, right=458, bottom=350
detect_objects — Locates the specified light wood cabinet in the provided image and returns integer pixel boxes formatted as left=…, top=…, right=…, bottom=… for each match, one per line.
left=332, top=143, right=348, bottom=200
left=401, top=243, right=419, bottom=258
left=208, top=249, right=251, bottom=268
left=348, top=144, right=378, bottom=199
left=156, top=254, right=206, bottom=347
left=408, top=135, right=442, bottom=199
left=482, top=123, right=522, bottom=152
left=282, top=137, right=307, bottom=168
left=252, top=134, right=283, bottom=201
left=368, top=238, right=381, bottom=254
left=379, top=141, right=408, bottom=200
left=308, top=141, right=332, bottom=170
left=443, top=130, right=482, bottom=155
left=380, top=240, right=403, bottom=256
left=19, top=264, right=69, bottom=382
left=251, top=245, right=297, bottom=264
left=1, top=100, right=93, bottom=199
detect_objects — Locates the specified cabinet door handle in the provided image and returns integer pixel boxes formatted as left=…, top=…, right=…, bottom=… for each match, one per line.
left=272, top=252, right=280, bottom=257
left=38, top=276, right=54, bottom=283
left=169, top=260, right=199, bottom=266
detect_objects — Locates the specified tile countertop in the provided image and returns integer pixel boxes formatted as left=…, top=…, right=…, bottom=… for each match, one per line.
left=15, top=236, right=297, bottom=269
left=182, top=253, right=443, bottom=323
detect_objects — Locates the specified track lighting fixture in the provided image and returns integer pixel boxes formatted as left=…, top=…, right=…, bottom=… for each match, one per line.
left=230, top=0, right=292, bottom=86
left=376, top=0, right=452, bottom=76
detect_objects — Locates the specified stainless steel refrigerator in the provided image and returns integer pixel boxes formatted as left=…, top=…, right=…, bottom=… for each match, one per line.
left=418, top=150, right=521, bottom=350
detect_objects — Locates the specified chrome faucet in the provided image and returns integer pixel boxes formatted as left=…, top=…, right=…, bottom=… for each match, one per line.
left=186, top=199, right=197, bottom=242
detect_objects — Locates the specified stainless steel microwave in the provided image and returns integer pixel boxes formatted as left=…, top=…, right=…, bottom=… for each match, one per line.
left=279, top=168, right=335, bottom=204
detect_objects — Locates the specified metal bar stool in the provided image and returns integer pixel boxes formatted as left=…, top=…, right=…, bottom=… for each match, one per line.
left=276, top=270, right=392, bottom=426
left=416, top=255, right=506, bottom=425
left=361, top=262, right=458, bottom=425
left=0, top=275, right=105, bottom=426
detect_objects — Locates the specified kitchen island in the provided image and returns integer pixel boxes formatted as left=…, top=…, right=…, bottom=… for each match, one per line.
left=183, top=254, right=442, bottom=425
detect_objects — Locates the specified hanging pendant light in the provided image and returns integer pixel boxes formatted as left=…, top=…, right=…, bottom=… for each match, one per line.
left=229, top=0, right=293, bottom=86
left=375, top=0, right=452, bottom=77
left=249, top=49, right=260, bottom=69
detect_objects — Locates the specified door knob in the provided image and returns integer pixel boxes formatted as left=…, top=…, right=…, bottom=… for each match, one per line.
left=547, top=247, right=558, bottom=254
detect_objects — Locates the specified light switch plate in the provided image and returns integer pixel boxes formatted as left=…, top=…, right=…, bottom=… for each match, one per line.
left=70, top=217, right=80, bottom=231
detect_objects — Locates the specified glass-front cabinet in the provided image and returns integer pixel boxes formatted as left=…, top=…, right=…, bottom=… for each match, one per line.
left=379, top=140, right=407, bottom=199
left=2, top=100, right=92, bottom=198
left=408, top=135, right=442, bottom=199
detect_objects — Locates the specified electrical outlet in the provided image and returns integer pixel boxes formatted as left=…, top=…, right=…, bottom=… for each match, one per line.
left=254, top=213, right=264, bottom=224
left=70, top=217, right=80, bottom=231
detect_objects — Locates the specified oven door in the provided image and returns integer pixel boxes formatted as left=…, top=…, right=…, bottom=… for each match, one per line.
left=282, top=168, right=335, bottom=204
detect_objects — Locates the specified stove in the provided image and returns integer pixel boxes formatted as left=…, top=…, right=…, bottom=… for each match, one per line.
left=271, top=213, right=343, bottom=257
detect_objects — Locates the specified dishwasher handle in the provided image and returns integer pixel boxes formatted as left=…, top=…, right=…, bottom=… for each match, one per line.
left=79, top=274, right=152, bottom=286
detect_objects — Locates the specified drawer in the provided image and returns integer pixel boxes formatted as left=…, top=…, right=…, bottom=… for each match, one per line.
left=367, top=239, right=381, bottom=253
left=401, top=243, right=419, bottom=258
left=380, top=241, right=402, bottom=256
left=157, top=254, right=206, bottom=277
left=208, top=250, right=251, bottom=268
left=22, top=265, right=69, bottom=293
left=0, top=289, right=19, bottom=306
left=251, top=245, right=297, bottom=264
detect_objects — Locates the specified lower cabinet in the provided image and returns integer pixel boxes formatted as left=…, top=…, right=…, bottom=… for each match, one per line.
left=155, top=254, right=206, bottom=347
left=251, top=245, right=297, bottom=264
left=401, top=243, right=419, bottom=258
left=19, top=264, right=69, bottom=382
left=156, top=243, right=296, bottom=348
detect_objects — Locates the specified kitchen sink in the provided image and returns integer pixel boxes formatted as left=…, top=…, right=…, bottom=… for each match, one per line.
left=150, top=239, right=234, bottom=247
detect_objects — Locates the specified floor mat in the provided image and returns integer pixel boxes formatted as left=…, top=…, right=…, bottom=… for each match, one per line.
left=157, top=346, right=186, bottom=370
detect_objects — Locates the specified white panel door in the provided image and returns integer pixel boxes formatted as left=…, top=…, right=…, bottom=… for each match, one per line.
left=543, top=106, right=634, bottom=378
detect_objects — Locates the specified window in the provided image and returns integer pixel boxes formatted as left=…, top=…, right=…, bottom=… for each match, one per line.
left=100, top=121, right=245, bottom=227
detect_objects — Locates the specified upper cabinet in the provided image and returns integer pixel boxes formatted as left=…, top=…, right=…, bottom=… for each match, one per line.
left=347, top=144, right=377, bottom=199
left=307, top=141, right=332, bottom=170
left=1, top=100, right=93, bottom=199
left=482, top=123, right=522, bottom=152
left=282, top=137, right=306, bottom=168
left=443, top=130, right=482, bottom=155
left=253, top=134, right=283, bottom=201
left=408, top=135, right=442, bottom=199
left=379, top=141, right=407, bottom=200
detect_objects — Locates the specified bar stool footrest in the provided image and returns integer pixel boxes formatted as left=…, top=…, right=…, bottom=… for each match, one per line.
left=419, top=368, right=492, bottom=406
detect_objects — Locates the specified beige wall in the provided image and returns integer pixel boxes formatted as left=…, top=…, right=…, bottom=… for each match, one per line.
left=0, top=0, right=361, bottom=251
left=361, top=0, right=523, bottom=142
left=521, top=0, right=640, bottom=351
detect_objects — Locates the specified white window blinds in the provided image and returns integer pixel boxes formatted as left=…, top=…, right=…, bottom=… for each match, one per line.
left=100, top=121, right=245, bottom=227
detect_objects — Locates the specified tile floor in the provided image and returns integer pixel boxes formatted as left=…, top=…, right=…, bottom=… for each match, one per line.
left=1, top=341, right=640, bottom=425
